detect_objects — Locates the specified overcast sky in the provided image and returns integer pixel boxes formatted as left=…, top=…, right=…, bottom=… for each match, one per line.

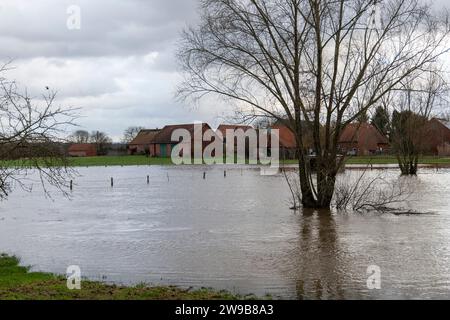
left=0, top=0, right=448, bottom=141
left=0, top=0, right=230, bottom=141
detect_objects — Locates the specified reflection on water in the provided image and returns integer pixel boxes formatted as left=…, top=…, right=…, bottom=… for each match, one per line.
left=292, top=210, right=343, bottom=300
left=0, top=166, right=450, bottom=299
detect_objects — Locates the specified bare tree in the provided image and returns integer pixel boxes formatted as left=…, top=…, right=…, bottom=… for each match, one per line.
left=334, top=168, right=411, bottom=212
left=282, top=168, right=302, bottom=210
left=89, top=131, right=112, bottom=155
left=178, top=0, right=450, bottom=209
left=390, top=69, right=448, bottom=175
left=122, top=126, right=145, bottom=143
left=69, top=130, right=90, bottom=143
left=0, top=64, right=76, bottom=199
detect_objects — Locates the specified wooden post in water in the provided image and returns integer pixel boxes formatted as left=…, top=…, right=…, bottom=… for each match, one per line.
left=203, top=172, right=206, bottom=180
left=147, top=175, right=150, bottom=184
left=70, top=180, right=73, bottom=191
left=111, top=177, right=114, bottom=187
left=224, top=170, right=227, bottom=178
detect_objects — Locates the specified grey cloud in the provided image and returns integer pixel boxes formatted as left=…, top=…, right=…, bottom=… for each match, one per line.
left=0, top=0, right=229, bottom=141
left=0, top=0, right=198, bottom=59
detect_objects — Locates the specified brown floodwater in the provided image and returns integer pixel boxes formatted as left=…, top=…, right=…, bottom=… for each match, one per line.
left=0, top=165, right=449, bottom=299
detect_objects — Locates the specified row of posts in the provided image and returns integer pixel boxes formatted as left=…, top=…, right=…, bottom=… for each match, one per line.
left=201, top=170, right=228, bottom=180
left=68, top=171, right=228, bottom=190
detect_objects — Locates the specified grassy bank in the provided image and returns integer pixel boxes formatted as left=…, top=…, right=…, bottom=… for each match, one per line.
left=344, top=156, right=450, bottom=165
left=3, top=155, right=450, bottom=168
left=67, top=155, right=173, bottom=167
left=68, top=155, right=450, bottom=166
left=0, top=254, right=242, bottom=300
left=281, top=156, right=450, bottom=165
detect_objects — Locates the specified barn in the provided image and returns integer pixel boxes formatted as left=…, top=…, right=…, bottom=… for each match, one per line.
left=423, top=118, right=450, bottom=156
left=270, top=125, right=298, bottom=159
left=68, top=143, right=97, bottom=157
left=217, top=124, right=253, bottom=140
left=128, top=129, right=161, bottom=155
left=338, top=123, right=390, bottom=156
left=149, top=123, right=216, bottom=158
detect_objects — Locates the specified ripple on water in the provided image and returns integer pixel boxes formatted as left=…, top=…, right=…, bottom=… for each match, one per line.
left=0, top=167, right=450, bottom=299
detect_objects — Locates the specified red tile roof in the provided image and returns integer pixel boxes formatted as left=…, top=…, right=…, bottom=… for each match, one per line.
left=151, top=123, right=214, bottom=144
left=129, top=129, right=161, bottom=145
left=339, top=123, right=389, bottom=145
left=423, top=118, right=450, bottom=154
left=68, top=143, right=97, bottom=153
left=217, top=124, right=253, bottom=137
left=271, top=125, right=297, bottom=148
left=339, top=123, right=389, bottom=156
left=68, top=143, right=97, bottom=156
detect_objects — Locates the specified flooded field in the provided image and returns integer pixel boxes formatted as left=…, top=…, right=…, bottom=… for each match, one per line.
left=0, top=165, right=450, bottom=299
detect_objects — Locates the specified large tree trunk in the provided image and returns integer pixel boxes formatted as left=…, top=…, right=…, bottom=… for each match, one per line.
left=298, top=156, right=318, bottom=208
left=316, top=155, right=337, bottom=209
left=297, top=154, right=337, bottom=210
left=317, top=172, right=336, bottom=208
left=397, top=154, right=419, bottom=175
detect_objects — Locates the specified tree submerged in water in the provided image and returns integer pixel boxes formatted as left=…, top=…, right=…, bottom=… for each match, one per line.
left=389, top=70, right=448, bottom=175
left=283, top=167, right=413, bottom=214
left=178, top=0, right=450, bottom=209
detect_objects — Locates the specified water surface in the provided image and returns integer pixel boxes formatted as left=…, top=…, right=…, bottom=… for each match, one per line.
left=0, top=166, right=449, bottom=299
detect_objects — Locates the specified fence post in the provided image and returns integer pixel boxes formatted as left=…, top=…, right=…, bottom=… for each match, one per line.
left=111, top=177, right=114, bottom=187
